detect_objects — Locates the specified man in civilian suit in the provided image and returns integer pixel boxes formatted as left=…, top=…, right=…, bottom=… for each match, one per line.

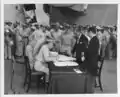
left=85, top=26, right=100, bottom=93
left=72, top=27, right=89, bottom=70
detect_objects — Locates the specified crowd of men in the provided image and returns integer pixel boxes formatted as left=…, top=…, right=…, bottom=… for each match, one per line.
left=4, top=21, right=117, bottom=59
left=4, top=21, right=117, bottom=93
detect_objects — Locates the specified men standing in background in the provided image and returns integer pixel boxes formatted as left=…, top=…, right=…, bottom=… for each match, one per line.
left=51, top=26, right=62, bottom=53
left=103, top=27, right=111, bottom=59
left=60, top=26, right=75, bottom=56
left=15, top=23, right=24, bottom=57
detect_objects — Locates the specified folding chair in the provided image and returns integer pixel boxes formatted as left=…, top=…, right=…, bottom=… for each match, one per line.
left=24, top=56, right=46, bottom=93
left=95, top=55, right=104, bottom=91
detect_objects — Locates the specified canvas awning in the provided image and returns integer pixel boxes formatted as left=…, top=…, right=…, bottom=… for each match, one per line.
left=51, top=4, right=88, bottom=12
left=50, top=4, right=117, bottom=25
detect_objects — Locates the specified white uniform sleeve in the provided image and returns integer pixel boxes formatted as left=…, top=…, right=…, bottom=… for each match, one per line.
left=42, top=46, right=50, bottom=62
left=33, top=38, right=45, bottom=56
left=42, top=45, right=56, bottom=62
left=26, top=45, right=33, bottom=60
left=26, top=45, right=34, bottom=68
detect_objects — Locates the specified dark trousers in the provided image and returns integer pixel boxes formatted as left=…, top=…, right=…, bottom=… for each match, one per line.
left=76, top=60, right=95, bottom=93
left=85, top=73, right=95, bottom=93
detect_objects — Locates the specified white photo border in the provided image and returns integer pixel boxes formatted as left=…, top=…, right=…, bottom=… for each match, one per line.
left=1, top=0, right=120, bottom=97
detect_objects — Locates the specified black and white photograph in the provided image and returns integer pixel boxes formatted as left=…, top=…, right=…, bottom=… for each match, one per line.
left=3, top=3, right=118, bottom=94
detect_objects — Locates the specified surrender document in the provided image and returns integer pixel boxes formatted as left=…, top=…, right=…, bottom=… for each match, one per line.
left=57, top=55, right=76, bottom=62
left=54, top=61, right=78, bottom=67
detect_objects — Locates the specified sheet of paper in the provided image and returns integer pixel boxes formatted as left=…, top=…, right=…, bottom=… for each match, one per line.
left=58, top=55, right=76, bottom=62
left=73, top=69, right=82, bottom=74
left=67, top=62, right=78, bottom=66
left=54, top=61, right=78, bottom=67
left=54, top=62, right=67, bottom=67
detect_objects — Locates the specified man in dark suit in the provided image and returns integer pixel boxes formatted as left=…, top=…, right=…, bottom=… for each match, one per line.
left=84, top=26, right=100, bottom=93
left=72, top=27, right=89, bottom=69
left=85, top=26, right=100, bottom=76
